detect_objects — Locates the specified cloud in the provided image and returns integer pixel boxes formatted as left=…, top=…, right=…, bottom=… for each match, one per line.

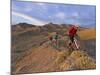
left=55, top=12, right=67, bottom=19
left=12, top=11, right=48, bottom=26
left=50, top=12, right=67, bottom=24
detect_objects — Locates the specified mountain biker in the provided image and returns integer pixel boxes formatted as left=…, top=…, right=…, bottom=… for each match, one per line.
left=53, top=32, right=59, bottom=48
left=67, top=25, right=79, bottom=49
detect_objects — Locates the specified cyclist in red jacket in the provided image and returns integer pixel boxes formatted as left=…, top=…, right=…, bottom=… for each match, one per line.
left=68, top=25, right=79, bottom=47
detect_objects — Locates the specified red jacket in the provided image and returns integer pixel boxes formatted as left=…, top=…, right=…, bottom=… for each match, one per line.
left=68, top=26, right=77, bottom=36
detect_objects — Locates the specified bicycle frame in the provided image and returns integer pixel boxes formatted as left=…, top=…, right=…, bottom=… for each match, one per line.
left=74, top=38, right=79, bottom=49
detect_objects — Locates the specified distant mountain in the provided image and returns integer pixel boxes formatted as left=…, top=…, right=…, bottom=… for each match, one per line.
left=12, top=22, right=86, bottom=32
left=83, top=24, right=96, bottom=28
left=12, top=23, right=36, bottom=31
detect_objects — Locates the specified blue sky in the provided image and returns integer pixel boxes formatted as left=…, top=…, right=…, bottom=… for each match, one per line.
left=12, top=1, right=96, bottom=27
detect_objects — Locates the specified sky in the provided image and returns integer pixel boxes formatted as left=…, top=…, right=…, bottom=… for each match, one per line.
left=12, top=1, right=96, bottom=27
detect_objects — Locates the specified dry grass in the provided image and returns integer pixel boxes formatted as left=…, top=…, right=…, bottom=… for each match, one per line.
left=59, top=61, right=71, bottom=71
left=54, top=50, right=96, bottom=71
left=72, top=56, right=96, bottom=70
left=69, top=50, right=96, bottom=70
left=70, top=50, right=88, bottom=60
left=54, top=50, right=72, bottom=64
left=78, top=28, right=96, bottom=40
left=53, top=50, right=72, bottom=71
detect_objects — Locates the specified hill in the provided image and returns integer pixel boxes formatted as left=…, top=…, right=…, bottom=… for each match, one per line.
left=11, top=23, right=96, bottom=74
left=12, top=43, right=96, bottom=74
left=77, top=28, right=96, bottom=59
left=78, top=28, right=96, bottom=40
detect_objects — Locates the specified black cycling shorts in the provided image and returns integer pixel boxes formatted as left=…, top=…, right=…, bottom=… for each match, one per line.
left=69, top=35, right=74, bottom=43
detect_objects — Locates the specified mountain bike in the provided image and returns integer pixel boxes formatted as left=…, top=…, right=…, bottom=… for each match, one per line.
left=68, top=37, right=80, bottom=50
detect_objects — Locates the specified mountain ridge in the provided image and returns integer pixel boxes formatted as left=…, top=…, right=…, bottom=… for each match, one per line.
left=11, top=22, right=96, bottom=74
